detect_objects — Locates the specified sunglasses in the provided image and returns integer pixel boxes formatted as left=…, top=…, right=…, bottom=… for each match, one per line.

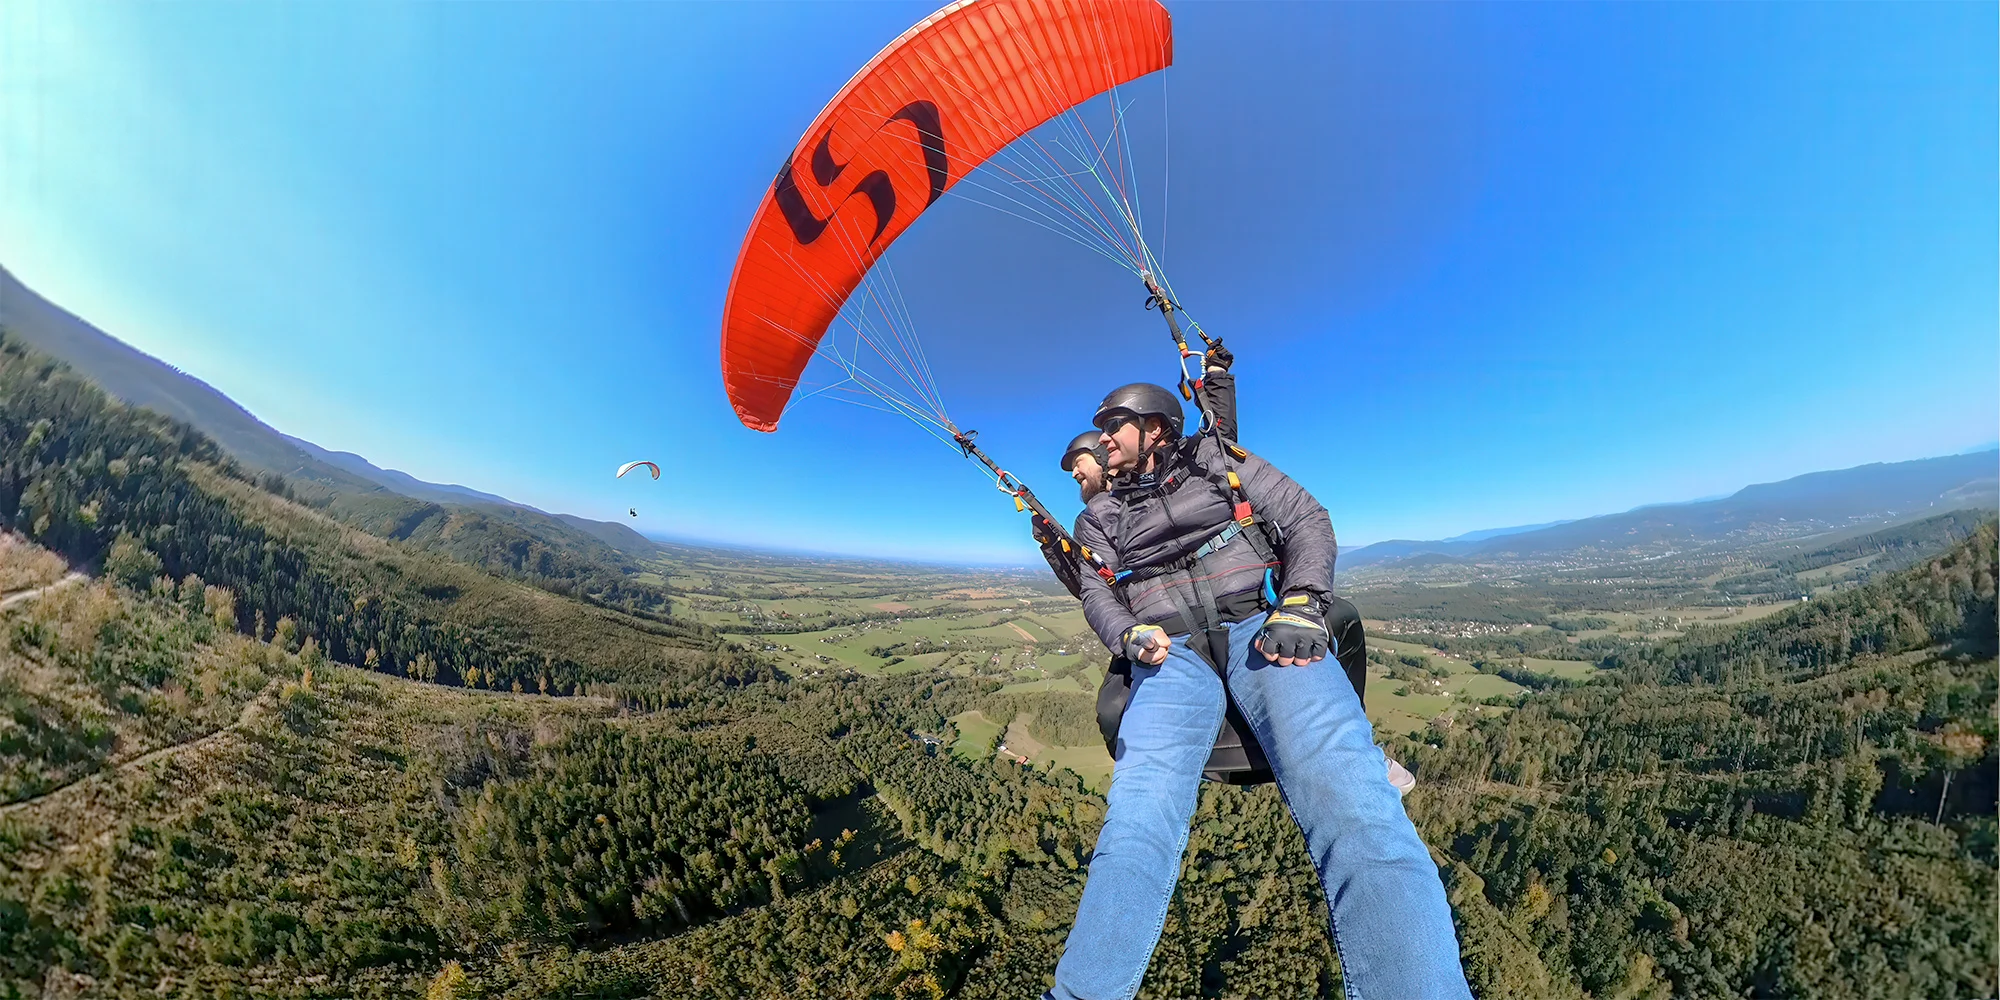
left=1098, top=412, right=1143, bottom=436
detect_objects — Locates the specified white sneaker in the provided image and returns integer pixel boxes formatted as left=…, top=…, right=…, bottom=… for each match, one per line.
left=1386, top=757, right=1416, bottom=797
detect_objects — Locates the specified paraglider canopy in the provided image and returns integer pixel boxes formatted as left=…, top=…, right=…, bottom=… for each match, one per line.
left=616, top=461, right=661, bottom=480
left=720, top=0, right=1174, bottom=432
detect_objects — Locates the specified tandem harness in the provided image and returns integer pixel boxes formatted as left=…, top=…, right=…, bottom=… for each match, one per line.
left=1090, top=451, right=1371, bottom=785
left=1114, top=516, right=1281, bottom=671
left=1095, top=596, right=1371, bottom=785
left=1102, top=456, right=1288, bottom=784
left=1111, top=430, right=1284, bottom=661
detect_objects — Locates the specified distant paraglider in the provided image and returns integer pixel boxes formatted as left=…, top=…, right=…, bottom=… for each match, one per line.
left=619, top=463, right=656, bottom=521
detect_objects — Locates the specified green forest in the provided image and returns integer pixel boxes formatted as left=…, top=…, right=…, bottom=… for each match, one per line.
left=2, top=333, right=1994, bottom=998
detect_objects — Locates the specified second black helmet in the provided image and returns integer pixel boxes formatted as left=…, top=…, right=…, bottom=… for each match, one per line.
left=1060, top=431, right=1106, bottom=472
left=1092, top=383, right=1184, bottom=438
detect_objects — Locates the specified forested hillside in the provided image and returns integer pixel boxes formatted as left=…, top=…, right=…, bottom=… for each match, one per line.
left=0, top=534, right=1353, bottom=999
left=315, top=489, right=675, bottom=620
left=1404, top=522, right=1997, bottom=999
left=2, top=328, right=1993, bottom=997
left=4, top=521, right=1991, bottom=996
left=0, top=333, right=743, bottom=702
left=0, top=287, right=679, bottom=619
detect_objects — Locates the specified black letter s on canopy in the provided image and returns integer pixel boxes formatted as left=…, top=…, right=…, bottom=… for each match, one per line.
left=772, top=101, right=949, bottom=247
left=811, top=130, right=847, bottom=187
left=773, top=155, right=833, bottom=245
left=774, top=160, right=897, bottom=246
left=889, top=101, right=947, bottom=207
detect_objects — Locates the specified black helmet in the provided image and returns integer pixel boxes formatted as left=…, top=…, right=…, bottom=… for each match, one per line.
left=1093, top=383, right=1183, bottom=438
left=1060, top=431, right=1106, bottom=472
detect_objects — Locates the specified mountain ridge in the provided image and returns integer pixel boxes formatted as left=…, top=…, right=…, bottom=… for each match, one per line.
left=278, top=432, right=525, bottom=509
left=0, top=264, right=656, bottom=558
left=1344, top=450, right=1997, bottom=569
left=1442, top=519, right=1576, bottom=543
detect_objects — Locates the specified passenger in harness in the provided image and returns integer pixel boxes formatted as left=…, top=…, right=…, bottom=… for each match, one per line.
left=1028, top=431, right=1109, bottom=597
left=1040, top=383, right=1472, bottom=1000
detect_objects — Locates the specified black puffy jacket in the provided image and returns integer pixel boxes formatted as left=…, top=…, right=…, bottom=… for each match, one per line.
left=1075, top=434, right=1335, bottom=654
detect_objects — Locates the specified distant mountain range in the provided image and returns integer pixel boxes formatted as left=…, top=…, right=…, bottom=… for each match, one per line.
left=3, top=263, right=1993, bottom=574
left=1344, top=450, right=1998, bottom=569
left=276, top=431, right=526, bottom=510
left=1440, top=520, right=1576, bottom=544
left=0, top=264, right=658, bottom=556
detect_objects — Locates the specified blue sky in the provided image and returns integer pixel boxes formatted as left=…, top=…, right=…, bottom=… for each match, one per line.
left=2, top=1, right=1993, bottom=564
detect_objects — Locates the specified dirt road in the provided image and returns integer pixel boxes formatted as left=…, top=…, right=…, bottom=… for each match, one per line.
left=0, top=572, right=85, bottom=612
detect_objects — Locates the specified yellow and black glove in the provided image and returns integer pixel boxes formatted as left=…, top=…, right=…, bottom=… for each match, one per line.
left=1257, top=594, right=1329, bottom=663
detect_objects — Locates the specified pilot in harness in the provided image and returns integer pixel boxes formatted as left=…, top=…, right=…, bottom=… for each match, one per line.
left=1118, top=275, right=1324, bottom=772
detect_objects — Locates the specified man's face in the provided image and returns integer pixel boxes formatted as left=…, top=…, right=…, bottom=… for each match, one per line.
left=1099, top=413, right=1156, bottom=475
left=1071, top=453, right=1106, bottom=500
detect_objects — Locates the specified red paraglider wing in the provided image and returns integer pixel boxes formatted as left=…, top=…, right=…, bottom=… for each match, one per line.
left=720, top=0, right=1173, bottom=431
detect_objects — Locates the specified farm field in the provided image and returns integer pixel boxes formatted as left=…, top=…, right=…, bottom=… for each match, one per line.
left=1001, top=718, right=1045, bottom=758
left=1541, top=601, right=1803, bottom=643
left=686, top=550, right=1095, bottom=681
left=949, top=709, right=1004, bottom=758
left=1795, top=555, right=1877, bottom=582
left=1362, top=635, right=1536, bottom=739
left=1368, top=696, right=1516, bottom=740
left=1036, top=743, right=1115, bottom=793
left=1675, top=600, right=1804, bottom=625
left=1368, top=635, right=1469, bottom=661
left=747, top=603, right=1090, bottom=676
left=665, top=522, right=1861, bottom=767
left=998, top=675, right=1088, bottom=695
left=1025, top=649, right=1088, bottom=674
left=1520, top=657, right=1598, bottom=680
left=944, top=708, right=1116, bottom=793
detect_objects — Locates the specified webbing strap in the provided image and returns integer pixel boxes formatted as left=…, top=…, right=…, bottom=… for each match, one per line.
left=1237, top=515, right=1280, bottom=566
left=1190, top=572, right=1231, bottom=672
left=1204, top=445, right=1281, bottom=560
left=1115, top=520, right=1252, bottom=587
left=1159, top=569, right=1231, bottom=677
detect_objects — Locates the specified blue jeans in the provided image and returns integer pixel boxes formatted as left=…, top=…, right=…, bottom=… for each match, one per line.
left=1045, top=613, right=1471, bottom=1000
